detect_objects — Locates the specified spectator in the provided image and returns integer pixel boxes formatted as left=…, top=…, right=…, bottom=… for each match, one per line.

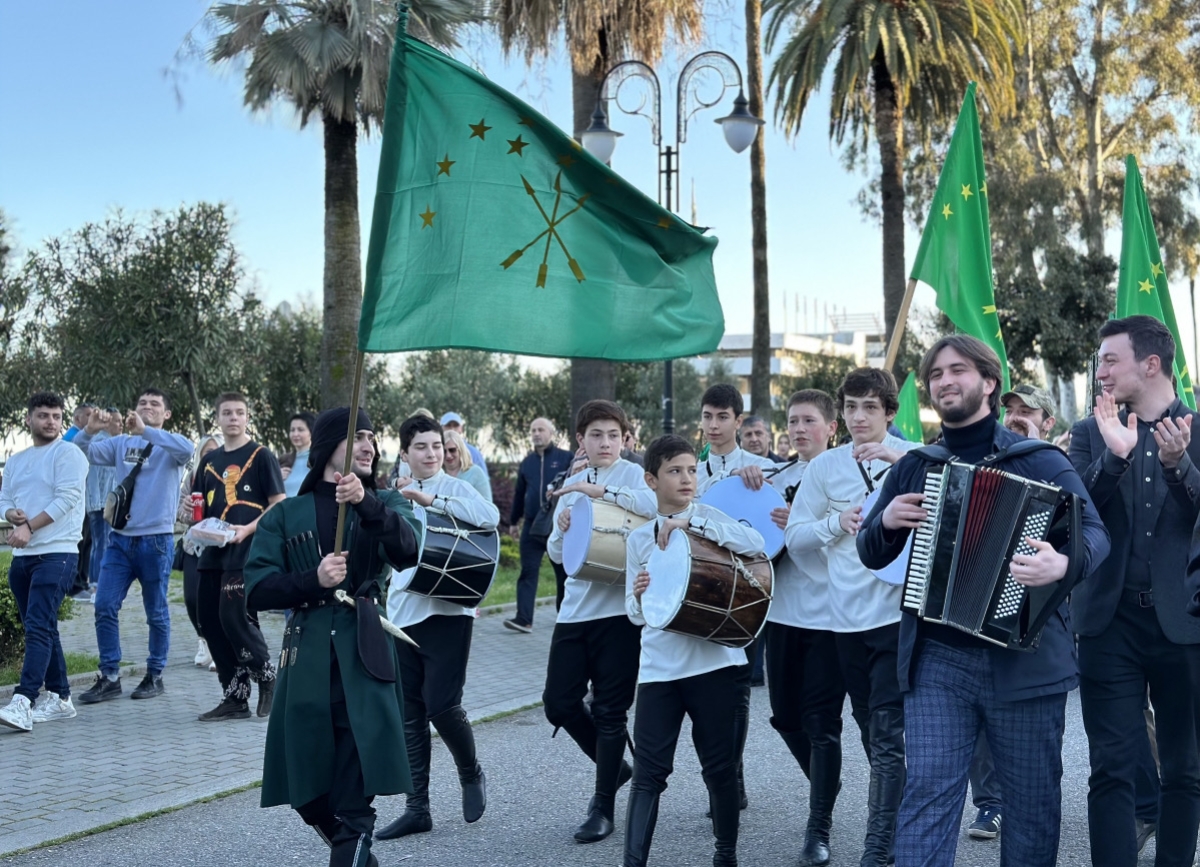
left=505, top=417, right=573, bottom=633
left=281, top=411, right=316, bottom=497
left=444, top=428, right=493, bottom=502
left=776, top=433, right=792, bottom=458
left=741, top=414, right=782, bottom=462
left=177, top=433, right=223, bottom=671
left=62, top=403, right=94, bottom=443
left=75, top=407, right=123, bottom=603
left=75, top=389, right=194, bottom=705
left=440, top=412, right=488, bottom=477
left=0, top=392, right=89, bottom=732
left=621, top=429, right=644, bottom=466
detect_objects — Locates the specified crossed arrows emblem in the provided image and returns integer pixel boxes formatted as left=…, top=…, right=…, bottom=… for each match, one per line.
left=501, top=170, right=590, bottom=287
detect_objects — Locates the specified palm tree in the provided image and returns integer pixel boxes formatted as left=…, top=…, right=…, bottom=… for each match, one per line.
left=745, top=0, right=772, bottom=418
left=205, top=0, right=483, bottom=408
left=495, top=1, right=704, bottom=425
left=764, top=0, right=1020, bottom=349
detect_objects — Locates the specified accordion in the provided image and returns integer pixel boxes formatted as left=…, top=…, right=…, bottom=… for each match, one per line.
left=903, top=461, right=1081, bottom=651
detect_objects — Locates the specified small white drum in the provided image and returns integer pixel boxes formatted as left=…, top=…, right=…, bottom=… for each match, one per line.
left=561, top=498, right=650, bottom=585
left=698, top=476, right=787, bottom=559
left=642, top=530, right=773, bottom=648
left=862, top=489, right=908, bottom=586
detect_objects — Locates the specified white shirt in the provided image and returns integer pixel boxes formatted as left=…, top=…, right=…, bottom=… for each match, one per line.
left=785, top=435, right=921, bottom=632
left=625, top=503, right=763, bottom=683
left=0, top=439, right=89, bottom=556
left=547, top=459, right=658, bottom=623
left=697, top=446, right=776, bottom=496
left=765, top=458, right=831, bottom=629
left=386, top=471, right=500, bottom=629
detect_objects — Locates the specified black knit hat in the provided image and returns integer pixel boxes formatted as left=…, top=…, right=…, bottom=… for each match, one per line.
left=299, top=406, right=376, bottom=496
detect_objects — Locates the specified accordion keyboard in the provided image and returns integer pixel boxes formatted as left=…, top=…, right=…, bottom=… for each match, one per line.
left=903, top=469, right=947, bottom=613
left=993, top=506, right=1053, bottom=619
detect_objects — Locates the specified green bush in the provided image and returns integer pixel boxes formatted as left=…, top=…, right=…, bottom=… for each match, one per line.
left=0, top=559, right=76, bottom=667
left=499, top=533, right=520, bottom=569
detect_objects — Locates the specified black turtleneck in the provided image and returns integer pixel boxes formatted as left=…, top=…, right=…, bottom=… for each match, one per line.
left=939, top=412, right=998, bottom=463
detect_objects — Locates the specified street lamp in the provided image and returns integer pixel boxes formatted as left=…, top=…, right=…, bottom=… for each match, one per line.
left=583, top=52, right=763, bottom=434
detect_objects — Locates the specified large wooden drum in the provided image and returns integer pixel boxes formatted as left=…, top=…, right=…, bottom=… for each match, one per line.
left=392, top=505, right=499, bottom=607
left=561, top=498, right=650, bottom=585
left=642, top=530, right=773, bottom=648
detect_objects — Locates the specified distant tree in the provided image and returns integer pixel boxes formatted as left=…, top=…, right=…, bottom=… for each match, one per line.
left=239, top=302, right=324, bottom=451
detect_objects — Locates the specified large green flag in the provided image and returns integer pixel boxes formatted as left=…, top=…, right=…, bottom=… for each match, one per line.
left=910, top=82, right=1010, bottom=391
left=1116, top=155, right=1196, bottom=409
left=359, top=28, right=724, bottom=359
left=895, top=371, right=923, bottom=443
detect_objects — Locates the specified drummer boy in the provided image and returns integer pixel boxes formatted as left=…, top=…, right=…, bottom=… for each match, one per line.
left=542, top=399, right=657, bottom=844
left=624, top=434, right=765, bottom=867
left=376, top=414, right=499, bottom=841
left=697, top=383, right=776, bottom=495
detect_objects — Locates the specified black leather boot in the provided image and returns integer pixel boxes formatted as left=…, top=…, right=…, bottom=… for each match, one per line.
left=575, top=728, right=628, bottom=843
left=710, top=772, right=741, bottom=867
left=430, top=705, right=486, bottom=823
left=375, top=716, right=432, bottom=839
left=799, top=730, right=842, bottom=866
left=623, top=786, right=661, bottom=867
left=860, top=708, right=905, bottom=867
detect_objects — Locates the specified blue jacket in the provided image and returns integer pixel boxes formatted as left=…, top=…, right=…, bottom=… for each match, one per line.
left=857, top=422, right=1110, bottom=702
left=511, top=445, right=574, bottom=527
left=76, top=425, right=194, bottom=537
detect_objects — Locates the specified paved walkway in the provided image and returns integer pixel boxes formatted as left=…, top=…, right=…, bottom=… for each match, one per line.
left=0, top=589, right=557, bottom=856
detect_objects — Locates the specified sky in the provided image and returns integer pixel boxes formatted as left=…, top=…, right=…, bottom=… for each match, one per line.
left=1, top=1, right=1197, bottom=374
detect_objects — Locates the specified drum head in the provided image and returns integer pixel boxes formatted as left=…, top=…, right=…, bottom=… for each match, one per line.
left=862, top=489, right=908, bottom=586
left=698, top=477, right=786, bottom=558
left=561, top=498, right=593, bottom=576
left=642, top=531, right=691, bottom=630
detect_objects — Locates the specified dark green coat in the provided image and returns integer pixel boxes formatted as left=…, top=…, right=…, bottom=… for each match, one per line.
left=243, top=489, right=421, bottom=809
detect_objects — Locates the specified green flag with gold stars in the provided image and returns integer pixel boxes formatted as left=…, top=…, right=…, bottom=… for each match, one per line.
left=1116, top=155, right=1196, bottom=409
left=359, top=28, right=724, bottom=360
left=895, top=371, right=923, bottom=443
left=909, top=82, right=1010, bottom=391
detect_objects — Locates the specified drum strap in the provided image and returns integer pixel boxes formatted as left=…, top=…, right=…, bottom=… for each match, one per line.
left=856, top=460, right=888, bottom=494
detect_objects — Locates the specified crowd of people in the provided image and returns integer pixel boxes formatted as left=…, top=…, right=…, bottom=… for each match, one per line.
left=1, top=314, right=1199, bottom=867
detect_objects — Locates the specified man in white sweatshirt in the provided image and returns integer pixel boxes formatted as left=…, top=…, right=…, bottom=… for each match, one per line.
left=0, top=392, right=89, bottom=732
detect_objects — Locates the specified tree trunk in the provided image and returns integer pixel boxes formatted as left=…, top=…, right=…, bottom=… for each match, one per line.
left=568, top=30, right=616, bottom=428
left=181, top=369, right=206, bottom=438
left=746, top=0, right=771, bottom=418
left=320, top=114, right=362, bottom=409
left=1058, top=375, right=1078, bottom=424
left=1080, top=2, right=1106, bottom=257
left=873, top=50, right=907, bottom=364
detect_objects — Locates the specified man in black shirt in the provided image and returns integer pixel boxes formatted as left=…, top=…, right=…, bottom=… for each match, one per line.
left=1070, top=316, right=1200, bottom=867
left=193, top=392, right=286, bottom=721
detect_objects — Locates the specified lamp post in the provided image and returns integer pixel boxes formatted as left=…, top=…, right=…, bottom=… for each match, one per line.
left=582, top=52, right=763, bottom=434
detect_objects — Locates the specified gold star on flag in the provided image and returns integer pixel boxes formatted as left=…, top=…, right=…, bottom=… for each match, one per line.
left=517, top=116, right=535, bottom=127
left=507, top=135, right=528, bottom=157
left=419, top=206, right=436, bottom=229
left=1151, top=262, right=1164, bottom=277
left=981, top=182, right=988, bottom=196
left=468, top=119, right=491, bottom=140
left=657, top=216, right=672, bottom=230
left=436, top=154, right=455, bottom=176
left=961, top=184, right=973, bottom=200
left=942, top=203, right=953, bottom=219
left=982, top=304, right=996, bottom=314
left=557, top=153, right=577, bottom=167
left=1139, top=278, right=1154, bottom=294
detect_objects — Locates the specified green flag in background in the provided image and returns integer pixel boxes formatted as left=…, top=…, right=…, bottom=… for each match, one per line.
left=359, top=28, right=724, bottom=359
left=1116, top=155, right=1196, bottom=409
left=910, top=83, right=1010, bottom=391
left=896, top=371, right=923, bottom=443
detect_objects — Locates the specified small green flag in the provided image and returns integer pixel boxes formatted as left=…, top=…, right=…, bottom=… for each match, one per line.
left=910, top=83, right=1010, bottom=391
left=896, top=372, right=923, bottom=443
left=359, top=29, right=724, bottom=360
left=1116, top=155, right=1195, bottom=410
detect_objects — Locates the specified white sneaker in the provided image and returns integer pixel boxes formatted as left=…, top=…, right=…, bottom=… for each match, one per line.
left=31, top=692, right=76, bottom=723
left=195, top=639, right=213, bottom=668
left=208, top=661, right=217, bottom=672
left=0, top=695, right=33, bottom=732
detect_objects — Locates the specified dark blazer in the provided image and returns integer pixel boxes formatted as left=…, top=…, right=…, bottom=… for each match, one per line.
left=1069, top=405, right=1200, bottom=644
left=858, top=422, right=1110, bottom=702
left=511, top=445, right=574, bottom=527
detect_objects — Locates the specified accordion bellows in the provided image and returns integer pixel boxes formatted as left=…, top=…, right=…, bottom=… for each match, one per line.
left=903, top=462, right=1079, bottom=651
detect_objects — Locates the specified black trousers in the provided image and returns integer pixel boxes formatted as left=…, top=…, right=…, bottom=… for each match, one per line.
left=182, top=552, right=201, bottom=636
left=543, top=616, right=641, bottom=755
left=1079, top=600, right=1200, bottom=867
left=197, top=568, right=274, bottom=698
left=836, top=623, right=904, bottom=753
left=296, top=656, right=376, bottom=867
left=766, top=622, right=845, bottom=775
left=396, top=615, right=473, bottom=721
left=630, top=664, right=746, bottom=795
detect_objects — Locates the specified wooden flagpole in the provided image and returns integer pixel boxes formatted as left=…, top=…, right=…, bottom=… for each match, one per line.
left=333, top=350, right=367, bottom=556
left=884, top=278, right=918, bottom=371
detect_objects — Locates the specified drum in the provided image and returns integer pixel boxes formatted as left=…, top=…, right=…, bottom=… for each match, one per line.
left=862, top=488, right=907, bottom=586
left=698, top=476, right=787, bottom=558
left=642, top=530, right=773, bottom=648
left=561, top=498, right=650, bottom=585
left=393, top=505, right=500, bottom=606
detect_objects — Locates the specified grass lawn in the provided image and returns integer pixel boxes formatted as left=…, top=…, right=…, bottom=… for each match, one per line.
left=0, top=651, right=99, bottom=688
left=479, top=560, right=557, bottom=609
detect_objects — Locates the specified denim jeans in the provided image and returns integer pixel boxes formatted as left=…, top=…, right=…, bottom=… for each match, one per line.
left=94, top=532, right=173, bottom=677
left=8, top=553, right=77, bottom=703
left=87, top=510, right=110, bottom=589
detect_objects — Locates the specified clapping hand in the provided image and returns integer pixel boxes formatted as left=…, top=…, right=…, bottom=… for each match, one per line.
left=1094, top=392, right=1137, bottom=460
left=1155, top=414, right=1193, bottom=469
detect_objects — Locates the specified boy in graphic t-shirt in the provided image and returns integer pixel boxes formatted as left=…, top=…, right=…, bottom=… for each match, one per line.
left=192, top=392, right=285, bottom=722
